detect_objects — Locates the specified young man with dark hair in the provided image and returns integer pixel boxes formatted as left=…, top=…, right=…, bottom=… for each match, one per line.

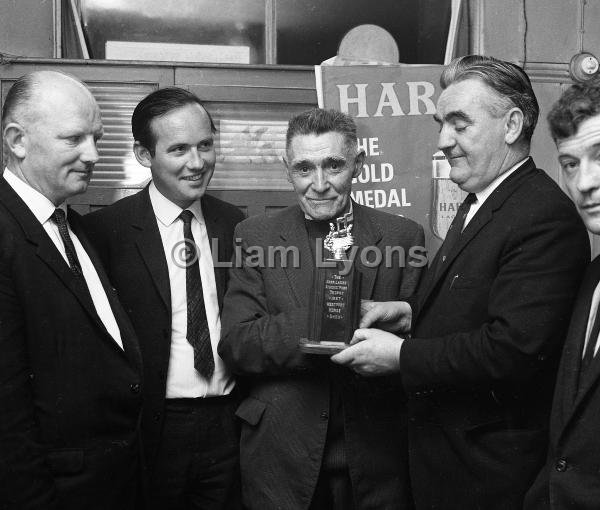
left=84, top=87, right=244, bottom=509
left=525, top=77, right=600, bottom=510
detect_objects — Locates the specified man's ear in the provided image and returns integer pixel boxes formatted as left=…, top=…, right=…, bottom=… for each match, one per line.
left=133, top=141, right=153, bottom=168
left=504, top=108, right=524, bottom=145
left=3, top=122, right=27, bottom=159
left=353, top=150, right=366, bottom=178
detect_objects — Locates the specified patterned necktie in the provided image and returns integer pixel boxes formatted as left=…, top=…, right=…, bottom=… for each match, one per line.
left=434, top=193, right=476, bottom=278
left=179, top=210, right=215, bottom=379
left=51, top=208, right=83, bottom=277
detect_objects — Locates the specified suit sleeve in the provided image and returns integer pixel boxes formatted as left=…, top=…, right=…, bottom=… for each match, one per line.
left=218, top=223, right=318, bottom=376
left=400, top=206, right=590, bottom=391
left=0, top=230, right=58, bottom=509
left=398, top=223, right=426, bottom=301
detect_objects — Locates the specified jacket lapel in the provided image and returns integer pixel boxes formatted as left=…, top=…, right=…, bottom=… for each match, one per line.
left=70, top=211, right=142, bottom=366
left=418, top=159, right=538, bottom=310
left=352, top=203, right=382, bottom=299
left=551, top=261, right=599, bottom=440
left=133, top=187, right=171, bottom=312
left=561, top=259, right=600, bottom=432
left=0, top=180, right=110, bottom=334
left=202, top=198, right=227, bottom=310
left=279, top=206, right=314, bottom=308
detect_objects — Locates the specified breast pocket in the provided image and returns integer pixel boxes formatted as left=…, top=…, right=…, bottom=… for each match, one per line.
left=450, top=276, right=492, bottom=290
left=45, top=448, right=85, bottom=475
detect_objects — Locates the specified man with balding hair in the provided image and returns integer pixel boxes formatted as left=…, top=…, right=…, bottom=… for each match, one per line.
left=0, top=71, right=143, bottom=509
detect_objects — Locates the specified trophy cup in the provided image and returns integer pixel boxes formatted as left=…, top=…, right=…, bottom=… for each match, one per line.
left=299, top=212, right=361, bottom=354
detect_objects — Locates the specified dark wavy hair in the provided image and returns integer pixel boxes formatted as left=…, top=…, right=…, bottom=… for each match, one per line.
left=547, top=77, right=600, bottom=141
left=441, top=55, right=539, bottom=144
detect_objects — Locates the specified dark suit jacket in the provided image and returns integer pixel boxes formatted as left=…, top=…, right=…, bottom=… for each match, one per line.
left=218, top=202, right=425, bottom=510
left=525, top=256, right=600, bottom=510
left=399, top=159, right=590, bottom=509
left=83, top=187, right=244, bottom=475
left=0, top=178, right=143, bottom=510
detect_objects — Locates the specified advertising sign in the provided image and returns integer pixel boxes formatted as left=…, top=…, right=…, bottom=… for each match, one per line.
left=316, top=64, right=466, bottom=255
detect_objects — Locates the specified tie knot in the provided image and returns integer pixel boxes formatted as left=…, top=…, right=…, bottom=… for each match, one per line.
left=463, top=193, right=477, bottom=207
left=180, top=210, right=194, bottom=225
left=51, top=208, right=67, bottom=225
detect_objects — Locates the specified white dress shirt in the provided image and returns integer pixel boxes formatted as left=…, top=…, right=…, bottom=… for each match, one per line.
left=3, top=168, right=123, bottom=348
left=463, top=157, right=529, bottom=229
left=149, top=182, right=233, bottom=398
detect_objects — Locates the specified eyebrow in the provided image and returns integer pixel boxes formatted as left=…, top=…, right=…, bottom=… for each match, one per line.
left=290, top=159, right=315, bottom=170
left=558, top=141, right=600, bottom=157
left=291, top=155, right=347, bottom=170
left=323, top=156, right=346, bottom=166
left=433, top=110, right=472, bottom=124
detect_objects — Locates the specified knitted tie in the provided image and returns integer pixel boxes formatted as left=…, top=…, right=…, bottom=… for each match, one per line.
left=434, top=193, right=476, bottom=279
left=179, top=210, right=214, bottom=379
left=51, top=208, right=83, bottom=277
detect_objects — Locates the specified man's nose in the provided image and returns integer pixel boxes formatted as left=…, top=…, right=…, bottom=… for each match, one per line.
left=437, top=124, right=454, bottom=152
left=80, top=136, right=99, bottom=165
left=576, top=159, right=600, bottom=194
left=311, top=168, right=329, bottom=193
left=187, top=148, right=205, bottom=170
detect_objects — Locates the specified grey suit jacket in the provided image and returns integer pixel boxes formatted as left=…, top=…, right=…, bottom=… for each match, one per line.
left=219, top=202, right=425, bottom=510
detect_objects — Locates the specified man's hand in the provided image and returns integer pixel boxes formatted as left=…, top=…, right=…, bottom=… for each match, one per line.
left=360, top=300, right=412, bottom=333
left=330, top=329, right=403, bottom=376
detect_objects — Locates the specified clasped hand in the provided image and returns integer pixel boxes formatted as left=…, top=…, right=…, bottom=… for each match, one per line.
left=330, top=300, right=412, bottom=376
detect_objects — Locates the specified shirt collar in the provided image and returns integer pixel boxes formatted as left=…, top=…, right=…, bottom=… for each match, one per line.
left=149, top=181, right=205, bottom=226
left=474, top=157, right=530, bottom=206
left=3, top=167, right=66, bottom=224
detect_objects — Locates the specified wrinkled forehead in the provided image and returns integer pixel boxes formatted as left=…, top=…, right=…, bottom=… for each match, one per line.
left=287, top=131, right=351, bottom=161
left=436, top=78, right=502, bottom=115
left=557, top=114, right=600, bottom=155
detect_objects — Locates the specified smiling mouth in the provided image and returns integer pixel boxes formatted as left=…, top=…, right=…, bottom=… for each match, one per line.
left=582, top=203, right=600, bottom=211
left=307, top=198, right=334, bottom=204
left=181, top=174, right=204, bottom=182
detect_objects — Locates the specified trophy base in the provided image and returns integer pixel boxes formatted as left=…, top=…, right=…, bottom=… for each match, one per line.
left=299, top=338, right=348, bottom=354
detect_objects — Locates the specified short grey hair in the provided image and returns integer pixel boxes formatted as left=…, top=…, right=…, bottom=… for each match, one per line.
left=286, top=108, right=358, bottom=154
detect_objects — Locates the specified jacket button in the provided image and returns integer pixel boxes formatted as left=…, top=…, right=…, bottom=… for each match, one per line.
left=153, top=412, right=161, bottom=422
left=320, top=411, right=329, bottom=421
left=555, top=459, right=568, bottom=472
left=130, top=383, right=140, bottom=394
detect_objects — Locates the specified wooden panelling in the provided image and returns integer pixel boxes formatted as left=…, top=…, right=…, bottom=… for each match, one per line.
left=0, top=59, right=315, bottom=218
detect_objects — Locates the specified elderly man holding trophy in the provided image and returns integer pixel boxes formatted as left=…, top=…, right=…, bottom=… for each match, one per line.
left=219, top=108, right=424, bottom=510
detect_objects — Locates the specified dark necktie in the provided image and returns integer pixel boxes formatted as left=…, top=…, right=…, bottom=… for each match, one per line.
left=51, top=208, right=83, bottom=277
left=180, top=210, right=215, bottom=379
left=434, top=193, right=476, bottom=278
